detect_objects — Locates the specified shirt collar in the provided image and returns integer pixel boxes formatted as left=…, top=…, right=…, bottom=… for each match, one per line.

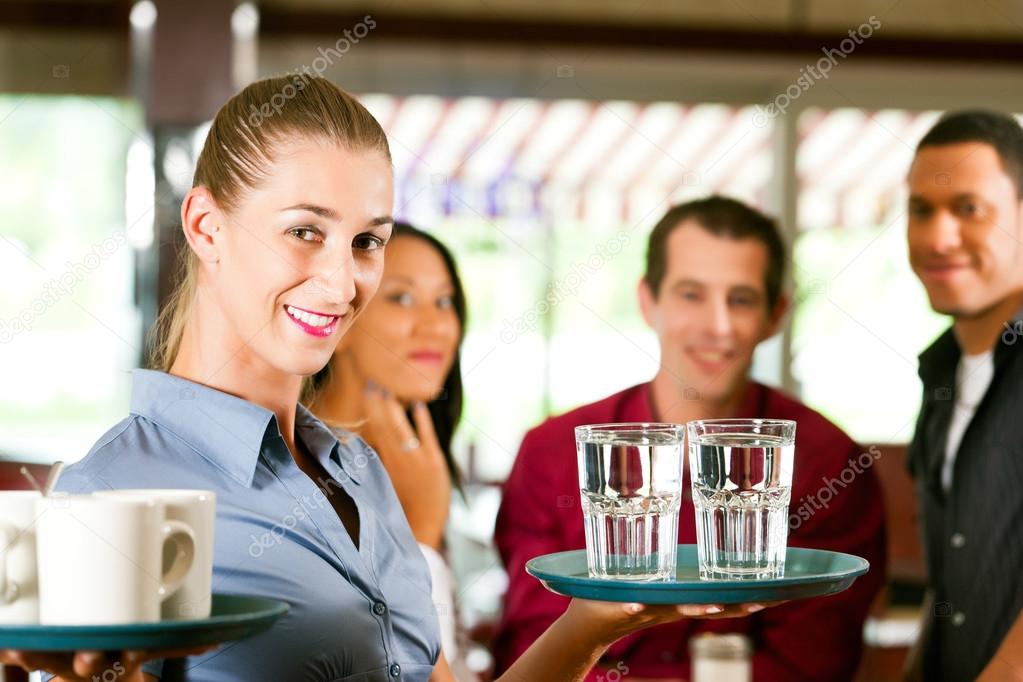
left=129, top=370, right=358, bottom=487
left=639, top=380, right=767, bottom=422
left=918, top=303, right=1023, bottom=384
left=295, top=402, right=362, bottom=485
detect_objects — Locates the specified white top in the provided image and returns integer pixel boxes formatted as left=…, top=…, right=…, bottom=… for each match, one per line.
left=942, top=350, right=995, bottom=493
left=418, top=543, right=475, bottom=681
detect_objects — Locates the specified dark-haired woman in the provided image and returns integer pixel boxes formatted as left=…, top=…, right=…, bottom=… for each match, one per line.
left=305, top=222, right=472, bottom=677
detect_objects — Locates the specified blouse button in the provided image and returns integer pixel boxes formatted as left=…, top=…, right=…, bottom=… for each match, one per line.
left=373, top=601, right=387, bottom=616
left=389, top=662, right=401, bottom=677
left=950, top=533, right=965, bottom=548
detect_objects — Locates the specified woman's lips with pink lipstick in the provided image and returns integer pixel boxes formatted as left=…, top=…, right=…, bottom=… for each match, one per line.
left=408, top=350, right=445, bottom=365
left=284, top=304, right=342, bottom=338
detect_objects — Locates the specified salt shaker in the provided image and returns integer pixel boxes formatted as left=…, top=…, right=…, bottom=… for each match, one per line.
left=690, top=633, right=752, bottom=682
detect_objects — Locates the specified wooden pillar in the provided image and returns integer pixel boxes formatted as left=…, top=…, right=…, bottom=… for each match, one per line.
left=768, top=105, right=801, bottom=396
left=136, top=0, right=236, bottom=362
left=147, top=0, right=234, bottom=126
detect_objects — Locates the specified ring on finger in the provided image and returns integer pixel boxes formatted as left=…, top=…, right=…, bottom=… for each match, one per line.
left=401, top=437, right=420, bottom=452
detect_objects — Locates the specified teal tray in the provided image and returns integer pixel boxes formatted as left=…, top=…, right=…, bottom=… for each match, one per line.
left=0, top=594, right=288, bottom=651
left=527, top=545, right=869, bottom=604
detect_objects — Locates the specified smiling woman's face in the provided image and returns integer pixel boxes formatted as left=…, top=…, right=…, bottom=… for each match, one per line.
left=202, top=138, right=394, bottom=378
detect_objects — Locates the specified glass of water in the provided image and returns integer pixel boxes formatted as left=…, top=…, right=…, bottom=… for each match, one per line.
left=576, top=423, right=684, bottom=581
left=688, top=419, right=795, bottom=580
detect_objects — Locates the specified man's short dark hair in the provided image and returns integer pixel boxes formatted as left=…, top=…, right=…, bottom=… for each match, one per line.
left=917, top=110, right=1023, bottom=197
left=643, top=195, right=786, bottom=308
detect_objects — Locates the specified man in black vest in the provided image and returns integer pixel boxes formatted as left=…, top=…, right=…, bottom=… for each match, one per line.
left=906, top=110, right=1023, bottom=681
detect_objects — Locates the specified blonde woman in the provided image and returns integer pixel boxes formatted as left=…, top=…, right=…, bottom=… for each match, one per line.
left=6, top=77, right=760, bottom=682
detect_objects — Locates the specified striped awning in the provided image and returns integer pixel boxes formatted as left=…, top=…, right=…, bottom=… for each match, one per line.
left=359, top=94, right=773, bottom=227
left=797, top=108, right=941, bottom=230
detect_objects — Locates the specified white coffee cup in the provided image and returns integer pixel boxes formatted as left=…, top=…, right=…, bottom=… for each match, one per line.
left=94, top=489, right=215, bottom=619
left=0, top=491, right=41, bottom=624
left=36, top=494, right=195, bottom=625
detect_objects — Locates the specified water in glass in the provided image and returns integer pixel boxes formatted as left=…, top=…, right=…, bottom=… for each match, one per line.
left=689, top=421, right=795, bottom=580
left=577, top=424, right=684, bottom=581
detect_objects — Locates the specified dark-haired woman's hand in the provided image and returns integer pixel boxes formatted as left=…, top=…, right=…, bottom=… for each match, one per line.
left=363, top=383, right=452, bottom=550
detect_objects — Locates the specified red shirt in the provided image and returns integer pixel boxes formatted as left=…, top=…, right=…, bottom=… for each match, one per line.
left=492, top=382, right=887, bottom=681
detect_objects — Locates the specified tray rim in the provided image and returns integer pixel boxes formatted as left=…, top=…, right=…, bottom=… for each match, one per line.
left=0, top=593, right=289, bottom=645
left=526, top=544, right=870, bottom=590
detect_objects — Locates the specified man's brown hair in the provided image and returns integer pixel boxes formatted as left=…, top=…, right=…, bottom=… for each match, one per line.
left=643, top=195, right=786, bottom=308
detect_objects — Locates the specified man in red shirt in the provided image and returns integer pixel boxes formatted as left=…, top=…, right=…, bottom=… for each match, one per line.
left=492, top=196, right=887, bottom=681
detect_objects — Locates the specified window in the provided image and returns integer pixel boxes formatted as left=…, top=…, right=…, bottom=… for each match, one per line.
left=791, top=107, right=950, bottom=443
left=0, top=95, right=144, bottom=462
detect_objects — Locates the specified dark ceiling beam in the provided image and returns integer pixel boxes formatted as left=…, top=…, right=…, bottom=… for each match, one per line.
left=0, top=0, right=131, bottom=31
left=2, top=2, right=1022, bottom=65
left=257, top=8, right=1023, bottom=65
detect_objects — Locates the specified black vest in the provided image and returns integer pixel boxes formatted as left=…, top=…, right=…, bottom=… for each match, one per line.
left=908, top=313, right=1023, bottom=682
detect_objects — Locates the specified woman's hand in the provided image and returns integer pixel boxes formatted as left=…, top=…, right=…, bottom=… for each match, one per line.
left=0, top=645, right=216, bottom=681
left=363, top=383, right=452, bottom=549
left=498, top=599, right=784, bottom=682
left=561, top=598, right=784, bottom=648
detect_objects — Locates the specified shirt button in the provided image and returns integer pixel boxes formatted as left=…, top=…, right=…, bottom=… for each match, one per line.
left=389, top=663, right=401, bottom=678
left=950, top=533, right=965, bottom=548
left=373, top=601, right=387, bottom=616
left=953, top=612, right=966, bottom=626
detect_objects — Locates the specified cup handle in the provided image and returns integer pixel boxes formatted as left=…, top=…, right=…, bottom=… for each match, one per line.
left=0, top=523, right=19, bottom=603
left=158, top=520, right=195, bottom=602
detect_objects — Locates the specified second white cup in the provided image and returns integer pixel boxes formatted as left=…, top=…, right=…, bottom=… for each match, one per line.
left=93, top=489, right=216, bottom=619
left=36, top=494, right=195, bottom=625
